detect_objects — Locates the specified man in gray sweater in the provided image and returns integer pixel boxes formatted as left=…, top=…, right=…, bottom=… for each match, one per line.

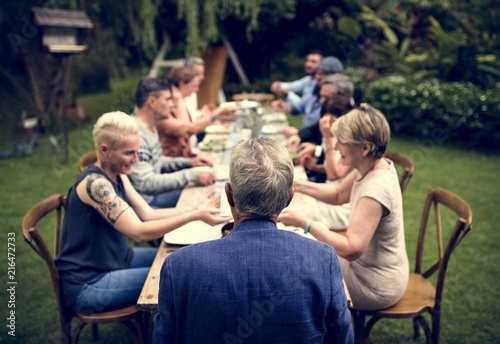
left=130, top=77, right=215, bottom=208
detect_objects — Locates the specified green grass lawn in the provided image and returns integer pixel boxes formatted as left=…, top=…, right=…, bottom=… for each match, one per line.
left=1, top=75, right=499, bottom=343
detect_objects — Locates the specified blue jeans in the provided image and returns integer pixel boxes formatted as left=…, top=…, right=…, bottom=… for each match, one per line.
left=75, top=247, right=157, bottom=314
left=149, top=189, right=182, bottom=208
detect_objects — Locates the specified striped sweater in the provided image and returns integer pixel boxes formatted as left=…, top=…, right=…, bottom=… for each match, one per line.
left=130, top=116, right=197, bottom=203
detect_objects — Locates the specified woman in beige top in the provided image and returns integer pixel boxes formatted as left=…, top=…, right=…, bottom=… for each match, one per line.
left=279, top=103, right=409, bottom=310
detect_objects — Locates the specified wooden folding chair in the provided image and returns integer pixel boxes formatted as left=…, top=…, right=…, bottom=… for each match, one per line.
left=78, top=150, right=97, bottom=172
left=350, top=187, right=473, bottom=343
left=22, top=194, right=147, bottom=344
left=384, top=150, right=415, bottom=193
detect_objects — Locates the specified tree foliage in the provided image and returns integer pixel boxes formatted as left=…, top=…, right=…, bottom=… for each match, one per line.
left=172, top=0, right=296, bottom=55
left=0, top=0, right=498, bottom=143
left=323, top=0, right=500, bottom=86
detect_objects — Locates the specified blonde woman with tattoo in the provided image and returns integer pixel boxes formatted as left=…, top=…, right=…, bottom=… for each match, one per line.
left=55, top=111, right=230, bottom=315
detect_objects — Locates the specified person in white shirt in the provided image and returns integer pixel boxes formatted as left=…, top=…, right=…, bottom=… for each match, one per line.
left=183, top=56, right=205, bottom=121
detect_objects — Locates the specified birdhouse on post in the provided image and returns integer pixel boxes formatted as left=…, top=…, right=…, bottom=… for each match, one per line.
left=31, top=7, right=93, bottom=54
left=31, top=7, right=93, bottom=164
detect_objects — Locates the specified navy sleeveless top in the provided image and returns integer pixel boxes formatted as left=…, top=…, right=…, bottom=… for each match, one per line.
left=55, top=166, right=133, bottom=311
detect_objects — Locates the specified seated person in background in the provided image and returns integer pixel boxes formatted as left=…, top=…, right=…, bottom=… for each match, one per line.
left=279, top=104, right=410, bottom=311
left=288, top=74, right=354, bottom=182
left=183, top=56, right=205, bottom=121
left=156, top=66, right=238, bottom=157
left=270, top=50, right=323, bottom=106
left=55, top=111, right=230, bottom=315
left=272, top=56, right=344, bottom=137
left=153, top=138, right=353, bottom=343
left=130, top=77, right=215, bottom=208
left=301, top=97, right=353, bottom=230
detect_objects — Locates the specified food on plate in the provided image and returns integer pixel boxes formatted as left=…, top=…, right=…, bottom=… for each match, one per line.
left=198, top=139, right=226, bottom=151
left=205, top=124, right=232, bottom=134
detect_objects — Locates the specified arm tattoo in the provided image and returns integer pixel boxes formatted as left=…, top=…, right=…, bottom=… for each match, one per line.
left=86, top=174, right=130, bottom=224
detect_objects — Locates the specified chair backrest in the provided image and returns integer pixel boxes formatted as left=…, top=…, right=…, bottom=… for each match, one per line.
left=415, top=187, right=472, bottom=312
left=384, top=150, right=415, bottom=192
left=78, top=150, right=97, bottom=172
left=22, top=194, right=72, bottom=333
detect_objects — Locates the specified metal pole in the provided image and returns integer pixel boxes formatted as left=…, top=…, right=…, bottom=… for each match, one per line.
left=61, top=55, right=69, bottom=164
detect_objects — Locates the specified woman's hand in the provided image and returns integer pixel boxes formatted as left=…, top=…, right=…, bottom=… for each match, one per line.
left=278, top=209, right=306, bottom=228
left=214, top=106, right=238, bottom=123
left=197, top=208, right=232, bottom=226
left=319, top=115, right=335, bottom=138
left=195, top=191, right=220, bottom=209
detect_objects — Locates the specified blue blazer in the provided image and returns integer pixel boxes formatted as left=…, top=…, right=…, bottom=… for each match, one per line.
left=153, top=219, right=353, bottom=343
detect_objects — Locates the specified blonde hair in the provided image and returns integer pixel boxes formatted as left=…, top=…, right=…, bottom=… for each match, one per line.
left=332, top=103, right=390, bottom=158
left=93, top=111, right=139, bottom=150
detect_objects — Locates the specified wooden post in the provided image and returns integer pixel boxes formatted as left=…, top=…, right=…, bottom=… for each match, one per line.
left=198, top=46, right=229, bottom=107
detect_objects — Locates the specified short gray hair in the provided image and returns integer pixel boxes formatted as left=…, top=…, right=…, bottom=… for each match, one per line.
left=229, top=138, right=294, bottom=217
left=321, top=74, right=354, bottom=98
left=184, top=56, right=205, bottom=67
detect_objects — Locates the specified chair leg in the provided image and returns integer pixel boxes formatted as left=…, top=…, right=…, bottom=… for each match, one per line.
left=363, top=316, right=382, bottom=344
left=71, top=321, right=87, bottom=344
left=61, top=321, right=72, bottom=344
left=432, top=311, right=441, bottom=344
left=141, top=311, right=151, bottom=341
left=352, top=311, right=366, bottom=344
left=415, top=315, right=432, bottom=344
left=91, top=323, right=99, bottom=341
left=137, top=312, right=151, bottom=344
left=413, top=317, right=420, bottom=339
left=121, top=319, right=145, bottom=344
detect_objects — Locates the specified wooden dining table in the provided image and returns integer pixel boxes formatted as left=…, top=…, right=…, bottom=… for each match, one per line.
left=137, top=169, right=351, bottom=312
left=137, top=125, right=351, bottom=313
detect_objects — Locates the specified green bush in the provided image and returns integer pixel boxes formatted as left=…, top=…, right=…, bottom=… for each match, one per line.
left=362, top=75, right=500, bottom=150
left=344, top=67, right=372, bottom=104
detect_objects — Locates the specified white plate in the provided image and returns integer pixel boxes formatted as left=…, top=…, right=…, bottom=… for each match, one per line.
left=205, top=124, right=232, bottom=134
left=213, top=164, right=229, bottom=180
left=164, top=221, right=223, bottom=245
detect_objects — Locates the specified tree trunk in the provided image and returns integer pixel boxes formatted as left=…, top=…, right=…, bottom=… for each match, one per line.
left=17, top=40, right=45, bottom=118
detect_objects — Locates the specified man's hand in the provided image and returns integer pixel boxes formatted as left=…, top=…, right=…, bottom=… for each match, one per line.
left=190, top=155, right=213, bottom=167
left=270, top=81, right=289, bottom=97
left=297, top=142, right=316, bottom=161
left=195, top=171, right=215, bottom=186
left=271, top=99, right=289, bottom=113
left=286, top=135, right=301, bottom=151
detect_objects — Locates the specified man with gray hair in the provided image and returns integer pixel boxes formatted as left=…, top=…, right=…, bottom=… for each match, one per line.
left=153, top=138, right=353, bottom=343
left=288, top=73, right=355, bottom=183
